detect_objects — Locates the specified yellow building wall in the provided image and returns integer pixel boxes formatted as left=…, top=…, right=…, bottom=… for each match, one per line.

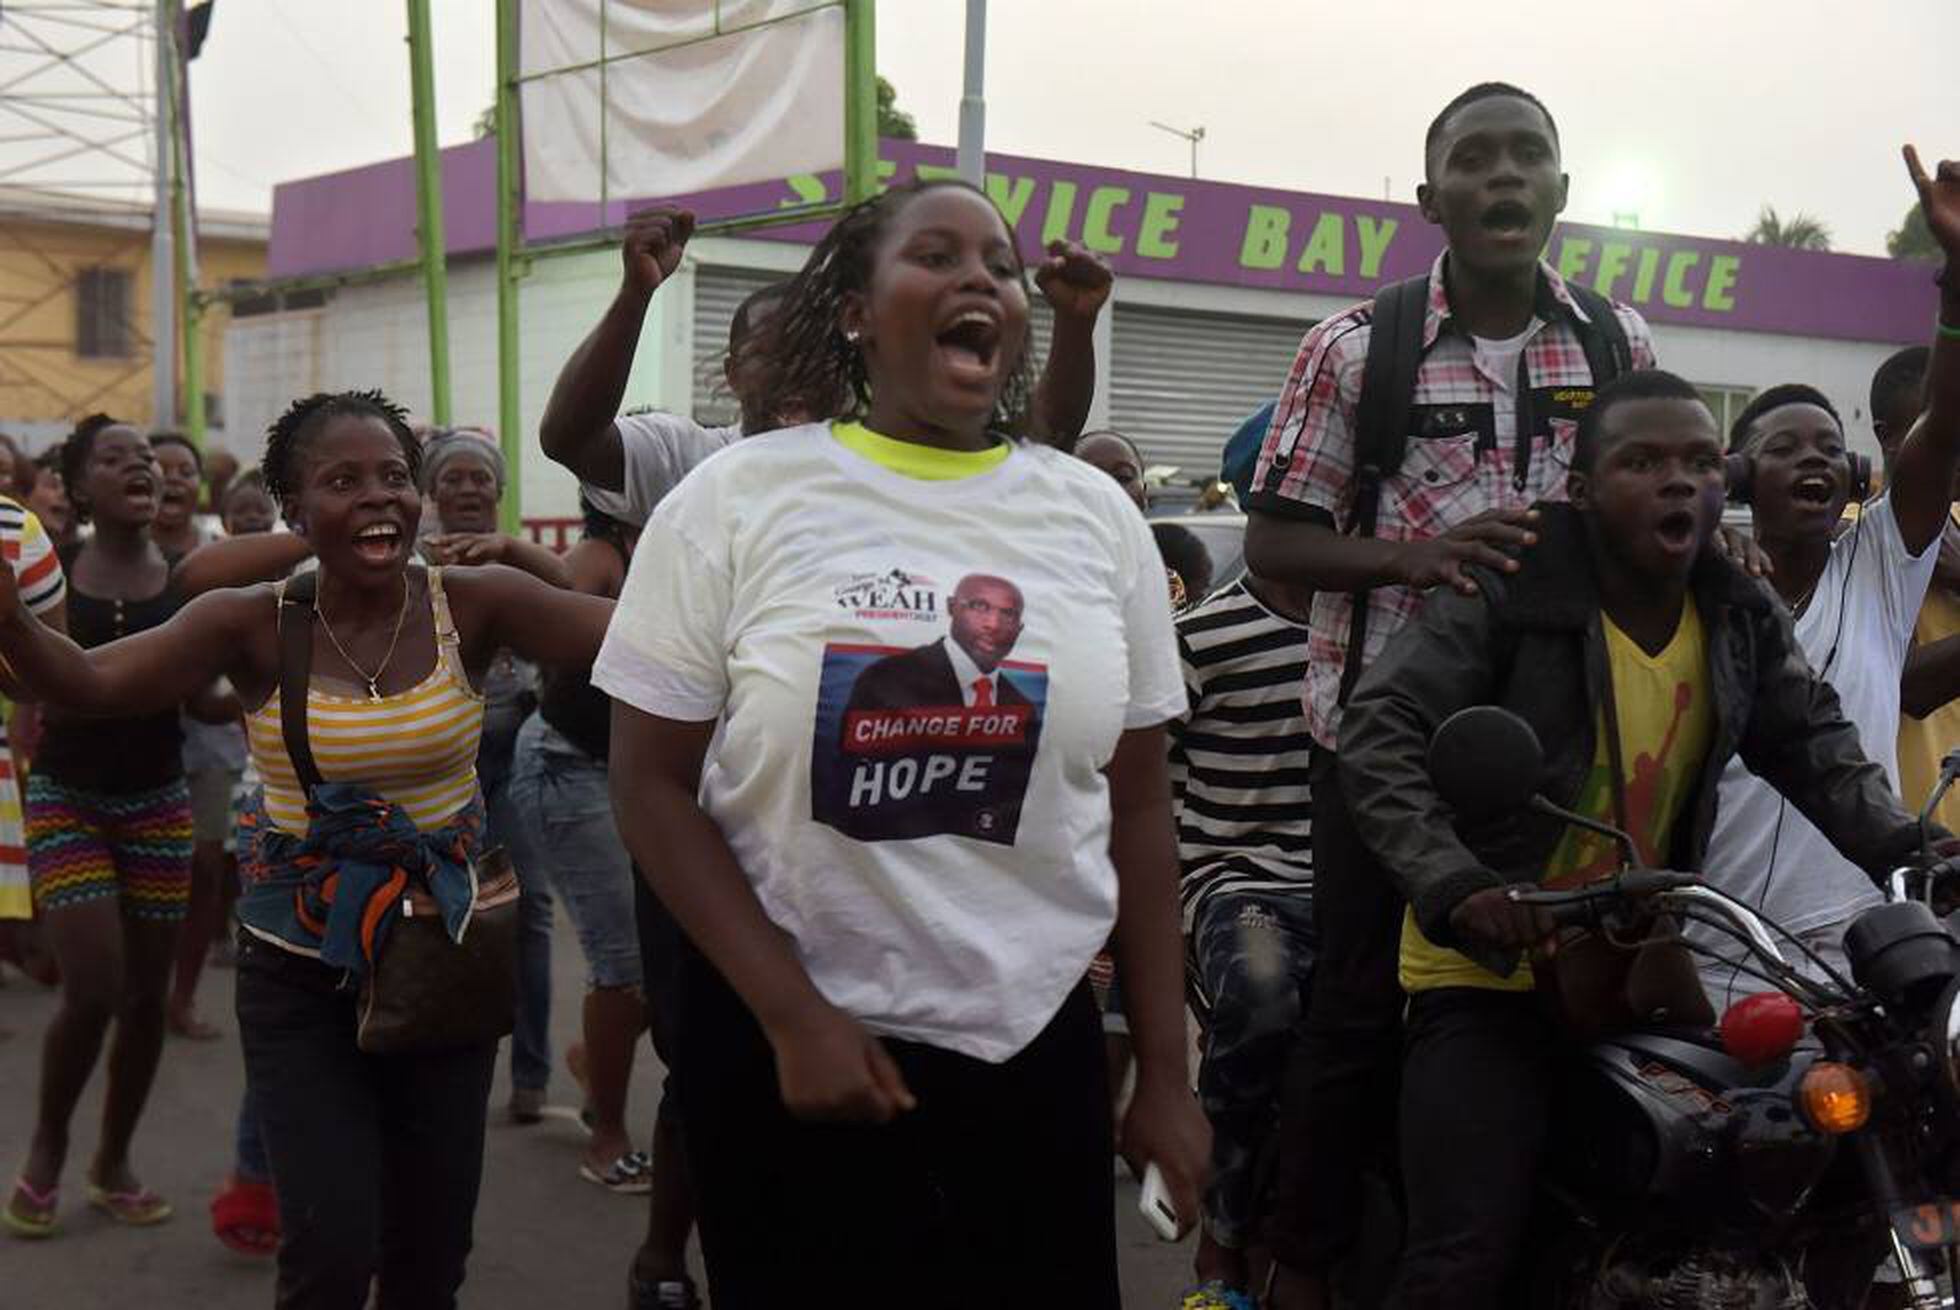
left=0, top=213, right=265, bottom=437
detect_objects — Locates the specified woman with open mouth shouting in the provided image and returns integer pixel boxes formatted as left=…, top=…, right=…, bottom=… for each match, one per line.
left=3, top=414, right=211, bottom=1240
left=0, top=391, right=611, bottom=1307
left=596, top=178, right=1209, bottom=1307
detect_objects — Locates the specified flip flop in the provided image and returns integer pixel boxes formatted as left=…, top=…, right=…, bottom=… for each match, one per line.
left=85, top=1182, right=173, bottom=1226
left=3, top=1178, right=58, bottom=1239
left=578, top=1151, right=653, bottom=1195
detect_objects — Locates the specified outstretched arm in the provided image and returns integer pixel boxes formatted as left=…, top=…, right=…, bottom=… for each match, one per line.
left=539, top=207, right=694, bottom=490
left=446, top=563, right=612, bottom=670
left=174, top=532, right=313, bottom=598
left=1886, top=145, right=1960, bottom=553
left=0, top=578, right=259, bottom=719
left=1026, top=241, right=1112, bottom=450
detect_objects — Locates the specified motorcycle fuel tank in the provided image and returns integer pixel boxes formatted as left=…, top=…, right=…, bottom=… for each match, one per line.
left=1547, top=1032, right=1831, bottom=1224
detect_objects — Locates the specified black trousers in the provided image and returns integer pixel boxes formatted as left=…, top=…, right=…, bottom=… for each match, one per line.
left=676, top=952, right=1120, bottom=1309
left=1389, top=988, right=1555, bottom=1310
left=235, top=933, right=498, bottom=1310
left=1266, top=744, right=1409, bottom=1271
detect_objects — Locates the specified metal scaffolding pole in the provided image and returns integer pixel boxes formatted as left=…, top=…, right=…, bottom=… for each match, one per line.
left=494, top=0, right=521, bottom=533
left=843, top=0, right=877, bottom=204
left=405, top=0, right=452, bottom=426
left=150, top=0, right=176, bottom=427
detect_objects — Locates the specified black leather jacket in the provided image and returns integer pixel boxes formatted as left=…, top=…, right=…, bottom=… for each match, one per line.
left=1339, top=502, right=1925, bottom=953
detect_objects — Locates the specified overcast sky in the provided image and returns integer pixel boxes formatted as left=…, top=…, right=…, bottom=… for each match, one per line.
left=158, top=0, right=1960, bottom=258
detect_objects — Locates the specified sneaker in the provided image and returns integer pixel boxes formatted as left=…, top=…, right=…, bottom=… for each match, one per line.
left=627, top=1269, right=700, bottom=1310
left=1182, top=1280, right=1258, bottom=1310
left=507, top=1087, right=545, bottom=1125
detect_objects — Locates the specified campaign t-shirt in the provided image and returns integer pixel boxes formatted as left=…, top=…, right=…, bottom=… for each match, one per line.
left=592, top=421, right=1187, bottom=1062
left=579, top=411, right=740, bottom=526
left=1401, top=600, right=1712, bottom=993
left=1698, top=494, right=1938, bottom=1000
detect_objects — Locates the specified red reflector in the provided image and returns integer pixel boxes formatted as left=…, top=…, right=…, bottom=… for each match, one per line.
left=1721, top=992, right=1805, bottom=1066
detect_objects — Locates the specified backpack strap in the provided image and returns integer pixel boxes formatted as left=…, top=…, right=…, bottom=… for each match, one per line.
left=276, top=572, right=324, bottom=796
left=1339, top=274, right=1432, bottom=703
left=1563, top=284, right=1632, bottom=388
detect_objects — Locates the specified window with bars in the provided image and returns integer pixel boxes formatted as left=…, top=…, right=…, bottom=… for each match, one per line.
left=75, top=266, right=132, bottom=359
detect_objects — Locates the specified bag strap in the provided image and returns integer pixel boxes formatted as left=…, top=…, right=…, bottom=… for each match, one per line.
left=1563, top=284, right=1632, bottom=389
left=1339, top=274, right=1432, bottom=704
left=276, top=572, right=324, bottom=796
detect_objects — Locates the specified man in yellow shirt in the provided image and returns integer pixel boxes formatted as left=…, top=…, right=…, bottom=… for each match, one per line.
left=1335, top=368, right=1940, bottom=1305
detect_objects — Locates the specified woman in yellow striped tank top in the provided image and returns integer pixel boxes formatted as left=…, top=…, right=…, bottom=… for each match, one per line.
left=0, top=391, right=612, bottom=1309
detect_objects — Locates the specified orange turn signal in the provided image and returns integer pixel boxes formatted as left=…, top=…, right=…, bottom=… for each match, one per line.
left=1799, top=1062, right=1872, bottom=1134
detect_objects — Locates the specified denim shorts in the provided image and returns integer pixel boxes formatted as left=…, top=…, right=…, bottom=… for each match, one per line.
left=507, top=712, right=641, bottom=991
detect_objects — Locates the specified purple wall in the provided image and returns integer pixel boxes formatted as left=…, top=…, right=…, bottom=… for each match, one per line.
left=268, top=137, right=1937, bottom=345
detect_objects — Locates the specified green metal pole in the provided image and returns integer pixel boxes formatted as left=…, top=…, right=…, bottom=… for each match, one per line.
left=494, top=0, right=522, bottom=535
left=843, top=0, right=878, bottom=204
left=406, top=0, right=453, bottom=426
left=171, top=31, right=205, bottom=448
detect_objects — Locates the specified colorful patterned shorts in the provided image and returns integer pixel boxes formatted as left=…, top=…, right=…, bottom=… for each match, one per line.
left=27, top=773, right=195, bottom=922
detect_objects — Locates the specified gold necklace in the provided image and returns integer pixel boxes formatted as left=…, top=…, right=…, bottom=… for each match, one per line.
left=314, top=576, right=411, bottom=701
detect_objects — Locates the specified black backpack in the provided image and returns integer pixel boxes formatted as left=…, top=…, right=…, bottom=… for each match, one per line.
left=1337, top=272, right=1633, bottom=700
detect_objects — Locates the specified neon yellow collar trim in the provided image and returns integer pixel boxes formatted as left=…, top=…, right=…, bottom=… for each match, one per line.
left=832, top=420, right=1010, bottom=481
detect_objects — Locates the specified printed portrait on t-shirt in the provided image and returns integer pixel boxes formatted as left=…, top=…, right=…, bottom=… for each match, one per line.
left=811, top=572, right=1047, bottom=845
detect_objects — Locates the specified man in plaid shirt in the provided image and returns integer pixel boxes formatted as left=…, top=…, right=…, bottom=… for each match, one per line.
left=1244, top=82, right=1656, bottom=1305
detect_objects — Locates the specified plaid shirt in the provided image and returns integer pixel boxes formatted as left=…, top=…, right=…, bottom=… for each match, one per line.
left=1249, top=253, right=1656, bottom=748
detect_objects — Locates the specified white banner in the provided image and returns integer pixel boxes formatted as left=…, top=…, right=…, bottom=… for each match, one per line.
left=521, top=0, right=846, bottom=205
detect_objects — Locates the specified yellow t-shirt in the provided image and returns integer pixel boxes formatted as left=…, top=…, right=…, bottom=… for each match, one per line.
left=1900, top=578, right=1960, bottom=834
left=832, top=420, right=1010, bottom=480
left=1400, top=600, right=1715, bottom=992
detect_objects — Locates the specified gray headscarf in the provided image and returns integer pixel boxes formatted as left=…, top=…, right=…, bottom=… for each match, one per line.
left=419, top=427, right=504, bottom=495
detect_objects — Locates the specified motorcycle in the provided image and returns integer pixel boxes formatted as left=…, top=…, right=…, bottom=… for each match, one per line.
left=1405, top=705, right=1960, bottom=1310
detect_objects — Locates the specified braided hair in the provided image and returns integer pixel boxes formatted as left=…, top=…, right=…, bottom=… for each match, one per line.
left=748, top=178, right=1035, bottom=435
left=60, top=412, right=134, bottom=524
left=261, top=390, right=421, bottom=503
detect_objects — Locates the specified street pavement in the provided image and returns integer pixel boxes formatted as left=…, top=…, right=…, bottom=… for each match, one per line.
left=0, top=911, right=1195, bottom=1308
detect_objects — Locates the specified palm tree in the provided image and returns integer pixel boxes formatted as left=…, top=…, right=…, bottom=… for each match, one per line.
left=1743, top=205, right=1833, bottom=251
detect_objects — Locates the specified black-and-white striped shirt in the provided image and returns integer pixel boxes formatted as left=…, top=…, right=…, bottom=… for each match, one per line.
left=1169, top=578, right=1313, bottom=931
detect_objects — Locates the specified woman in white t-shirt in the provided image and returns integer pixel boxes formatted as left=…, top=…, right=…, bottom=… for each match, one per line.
left=595, top=179, right=1208, bottom=1307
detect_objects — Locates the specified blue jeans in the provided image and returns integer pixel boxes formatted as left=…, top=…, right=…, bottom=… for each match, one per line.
left=480, top=692, right=552, bottom=1094
left=507, top=713, right=641, bottom=991
left=1189, top=885, right=1316, bottom=1249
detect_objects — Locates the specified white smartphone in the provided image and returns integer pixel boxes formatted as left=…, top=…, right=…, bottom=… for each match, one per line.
left=1137, top=1162, right=1182, bottom=1242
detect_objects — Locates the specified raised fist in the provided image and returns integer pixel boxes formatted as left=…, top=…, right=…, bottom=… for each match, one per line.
left=621, top=205, right=696, bottom=296
left=1034, top=239, right=1113, bottom=323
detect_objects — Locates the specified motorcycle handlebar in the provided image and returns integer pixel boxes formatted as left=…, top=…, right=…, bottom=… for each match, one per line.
left=1507, top=870, right=1700, bottom=930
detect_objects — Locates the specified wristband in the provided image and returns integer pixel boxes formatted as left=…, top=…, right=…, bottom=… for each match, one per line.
left=1941, top=321, right=1960, bottom=341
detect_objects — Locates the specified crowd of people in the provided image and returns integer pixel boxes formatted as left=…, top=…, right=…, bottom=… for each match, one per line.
left=0, top=78, right=1953, bottom=1310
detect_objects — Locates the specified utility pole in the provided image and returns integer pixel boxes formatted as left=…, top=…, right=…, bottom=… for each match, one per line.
left=1148, top=120, right=1205, bottom=179
left=956, top=0, right=987, bottom=186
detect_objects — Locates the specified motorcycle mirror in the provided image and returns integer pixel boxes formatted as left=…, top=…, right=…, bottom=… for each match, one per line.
left=1427, top=706, right=1545, bottom=821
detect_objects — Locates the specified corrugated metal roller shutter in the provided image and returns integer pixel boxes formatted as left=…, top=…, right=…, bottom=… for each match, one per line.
left=1108, top=304, right=1310, bottom=483
left=691, top=265, right=787, bottom=426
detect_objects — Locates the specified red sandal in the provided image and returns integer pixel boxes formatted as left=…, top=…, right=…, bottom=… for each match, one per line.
left=210, top=1175, right=278, bottom=1256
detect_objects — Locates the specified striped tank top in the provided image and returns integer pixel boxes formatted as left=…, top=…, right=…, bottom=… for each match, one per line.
left=247, top=567, right=484, bottom=835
